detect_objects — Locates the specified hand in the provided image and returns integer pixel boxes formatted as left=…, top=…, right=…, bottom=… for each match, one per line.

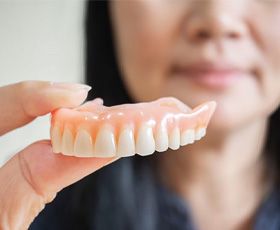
left=0, top=81, right=119, bottom=230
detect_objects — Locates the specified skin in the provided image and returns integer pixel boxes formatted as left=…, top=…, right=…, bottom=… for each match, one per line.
left=110, top=0, right=280, bottom=229
left=0, top=81, right=118, bottom=229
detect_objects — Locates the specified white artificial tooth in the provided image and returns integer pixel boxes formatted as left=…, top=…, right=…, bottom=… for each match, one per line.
left=180, top=129, right=195, bottom=146
left=155, top=126, right=169, bottom=152
left=94, top=125, right=116, bottom=157
left=61, top=127, right=74, bottom=156
left=73, top=129, right=93, bottom=157
left=169, top=127, right=180, bottom=150
left=195, top=127, right=206, bottom=141
left=117, top=128, right=135, bottom=157
left=136, top=125, right=155, bottom=156
left=51, top=126, right=61, bottom=153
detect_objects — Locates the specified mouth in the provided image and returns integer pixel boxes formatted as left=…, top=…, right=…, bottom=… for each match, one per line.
left=172, top=62, right=253, bottom=89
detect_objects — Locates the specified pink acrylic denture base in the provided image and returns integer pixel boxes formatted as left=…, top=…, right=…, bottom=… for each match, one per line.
left=51, top=97, right=216, bottom=144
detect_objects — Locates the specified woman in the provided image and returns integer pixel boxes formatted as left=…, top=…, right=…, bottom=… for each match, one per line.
left=1, top=1, right=280, bottom=229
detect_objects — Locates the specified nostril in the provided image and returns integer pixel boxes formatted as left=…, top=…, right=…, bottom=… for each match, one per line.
left=194, top=30, right=241, bottom=41
left=197, top=30, right=211, bottom=40
left=186, top=14, right=246, bottom=43
left=228, top=32, right=240, bottom=39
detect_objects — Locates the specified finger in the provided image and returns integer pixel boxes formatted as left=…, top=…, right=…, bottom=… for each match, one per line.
left=0, top=81, right=91, bottom=136
left=18, top=140, right=119, bottom=200
left=0, top=141, right=118, bottom=229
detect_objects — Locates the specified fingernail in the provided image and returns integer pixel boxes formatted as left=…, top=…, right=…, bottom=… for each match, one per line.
left=50, top=82, right=92, bottom=92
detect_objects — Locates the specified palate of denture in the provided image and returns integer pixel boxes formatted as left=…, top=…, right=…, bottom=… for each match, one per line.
left=50, top=97, right=216, bottom=158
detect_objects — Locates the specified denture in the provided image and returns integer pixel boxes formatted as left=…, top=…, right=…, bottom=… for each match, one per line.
left=50, top=97, right=216, bottom=157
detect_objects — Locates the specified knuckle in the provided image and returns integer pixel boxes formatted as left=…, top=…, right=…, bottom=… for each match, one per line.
left=17, top=81, right=47, bottom=118
left=17, top=80, right=37, bottom=93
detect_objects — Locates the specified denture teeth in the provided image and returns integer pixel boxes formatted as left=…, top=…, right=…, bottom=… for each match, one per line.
left=51, top=98, right=216, bottom=158
left=180, top=129, right=195, bottom=146
left=155, top=125, right=169, bottom=152
left=169, top=127, right=180, bottom=150
left=73, top=129, right=93, bottom=157
left=94, top=125, right=116, bottom=157
left=136, top=124, right=155, bottom=156
left=51, top=126, right=61, bottom=153
left=195, top=127, right=206, bottom=141
left=117, top=127, right=135, bottom=157
left=61, top=127, right=74, bottom=156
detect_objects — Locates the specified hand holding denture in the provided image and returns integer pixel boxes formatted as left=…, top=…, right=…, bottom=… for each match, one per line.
left=0, top=81, right=215, bottom=230
left=0, top=81, right=117, bottom=229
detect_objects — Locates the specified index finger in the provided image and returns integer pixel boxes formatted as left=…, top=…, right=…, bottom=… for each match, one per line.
left=0, top=81, right=91, bottom=136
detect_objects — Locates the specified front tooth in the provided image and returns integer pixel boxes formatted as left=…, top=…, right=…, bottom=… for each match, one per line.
left=136, top=124, right=155, bottom=156
left=61, top=127, right=74, bottom=156
left=180, top=129, right=195, bottom=146
left=117, top=127, right=135, bottom=157
left=73, top=129, right=93, bottom=157
left=51, top=126, right=61, bottom=153
left=94, top=125, right=116, bottom=157
left=169, top=127, right=180, bottom=150
left=195, top=127, right=206, bottom=141
left=155, top=125, right=169, bottom=152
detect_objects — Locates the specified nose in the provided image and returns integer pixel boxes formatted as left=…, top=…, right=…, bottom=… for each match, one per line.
left=185, top=1, right=247, bottom=43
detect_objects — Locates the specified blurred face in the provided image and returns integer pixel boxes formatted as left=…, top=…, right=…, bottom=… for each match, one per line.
left=110, top=0, right=280, bottom=132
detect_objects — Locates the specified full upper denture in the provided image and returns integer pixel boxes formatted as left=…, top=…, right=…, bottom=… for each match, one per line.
left=50, top=97, right=216, bottom=158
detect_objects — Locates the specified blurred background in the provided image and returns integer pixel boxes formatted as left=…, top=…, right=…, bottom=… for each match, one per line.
left=0, top=1, right=86, bottom=166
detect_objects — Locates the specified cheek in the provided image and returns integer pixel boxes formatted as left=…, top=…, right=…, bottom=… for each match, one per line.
left=110, top=2, right=185, bottom=102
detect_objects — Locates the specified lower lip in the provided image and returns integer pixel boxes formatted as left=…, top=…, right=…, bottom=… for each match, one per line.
left=174, top=70, right=246, bottom=89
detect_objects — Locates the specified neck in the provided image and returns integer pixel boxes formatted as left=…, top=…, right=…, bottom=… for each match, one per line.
left=157, top=119, right=270, bottom=230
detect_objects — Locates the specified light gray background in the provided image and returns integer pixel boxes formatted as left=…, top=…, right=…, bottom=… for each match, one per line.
left=0, top=1, right=85, bottom=166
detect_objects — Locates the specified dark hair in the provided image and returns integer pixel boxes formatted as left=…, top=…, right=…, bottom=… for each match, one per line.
left=84, top=2, right=159, bottom=230
left=85, top=1, right=131, bottom=106
left=85, top=1, right=280, bottom=229
left=266, top=110, right=280, bottom=185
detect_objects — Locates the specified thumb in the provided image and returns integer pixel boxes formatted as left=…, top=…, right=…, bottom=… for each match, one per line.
left=0, top=141, right=118, bottom=229
left=19, top=140, right=118, bottom=199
